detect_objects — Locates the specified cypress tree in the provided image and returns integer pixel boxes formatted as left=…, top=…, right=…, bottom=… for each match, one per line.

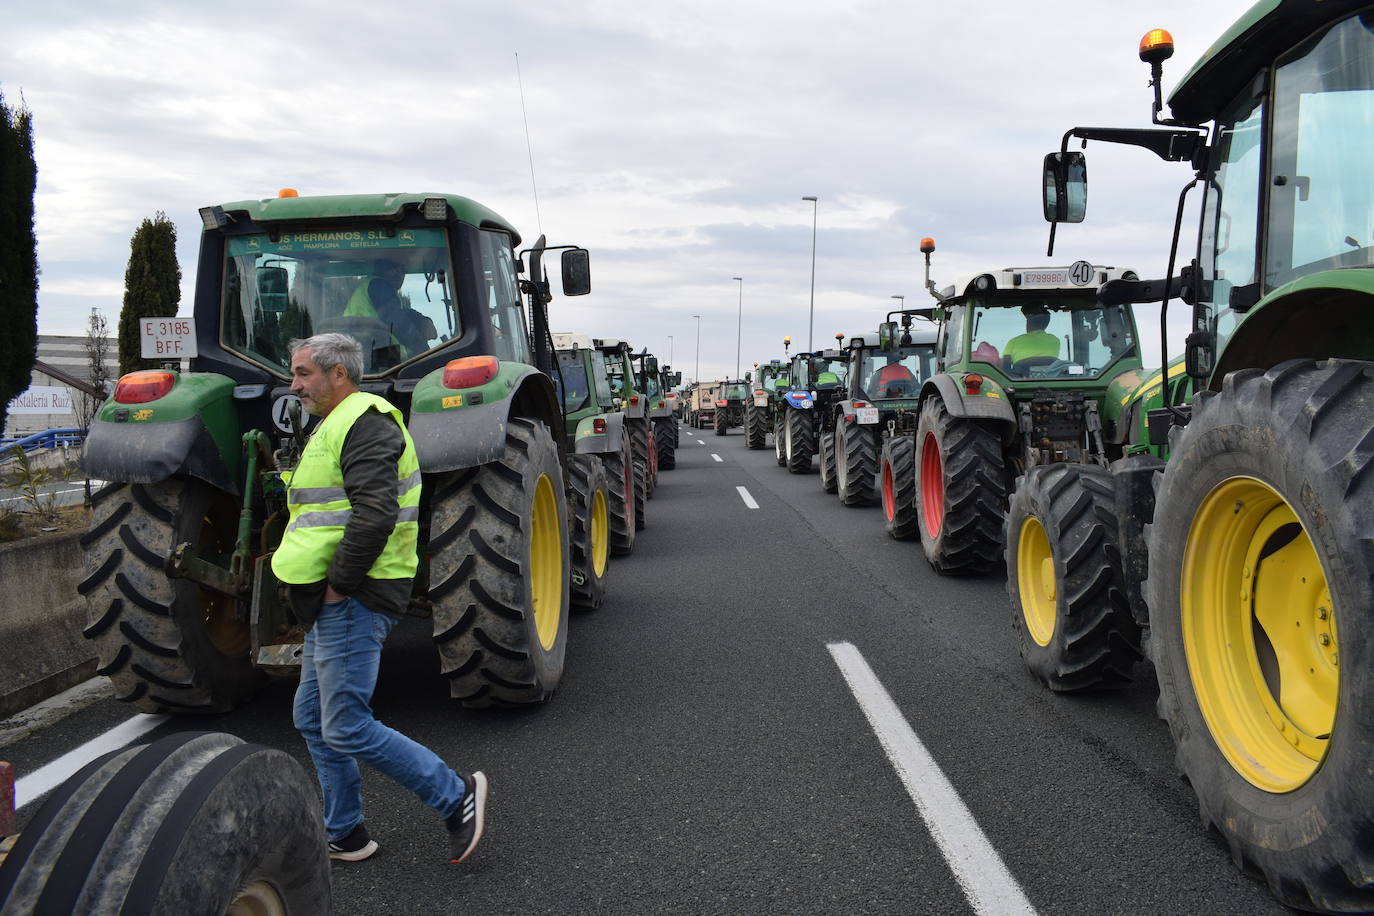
left=0, top=88, right=39, bottom=435
left=117, top=211, right=182, bottom=375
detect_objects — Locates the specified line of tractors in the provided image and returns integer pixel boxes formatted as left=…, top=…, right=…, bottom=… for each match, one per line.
left=691, top=4, right=1374, bottom=911
left=5, top=1, right=1374, bottom=912
left=1, top=194, right=689, bottom=910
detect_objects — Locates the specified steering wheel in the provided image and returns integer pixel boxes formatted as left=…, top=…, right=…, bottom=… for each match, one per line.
left=1008, top=356, right=1059, bottom=377
left=315, top=316, right=402, bottom=370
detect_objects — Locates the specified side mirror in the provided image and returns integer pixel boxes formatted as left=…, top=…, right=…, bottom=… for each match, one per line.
left=671, top=372, right=682, bottom=385
left=878, top=321, right=897, bottom=350
left=644, top=355, right=658, bottom=374
left=1042, top=151, right=1087, bottom=223
left=561, top=248, right=591, bottom=296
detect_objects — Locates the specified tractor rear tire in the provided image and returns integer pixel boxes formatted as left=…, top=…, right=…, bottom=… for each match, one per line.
left=714, top=409, right=727, bottom=436
left=600, top=434, right=637, bottom=556
left=880, top=436, right=917, bottom=540
left=818, top=432, right=838, bottom=493
left=1144, top=360, right=1374, bottom=913
left=568, top=455, right=610, bottom=612
left=785, top=408, right=814, bottom=474
left=0, top=731, right=328, bottom=915
left=654, top=417, right=677, bottom=470
left=628, top=419, right=655, bottom=499
left=1005, top=463, right=1140, bottom=692
left=837, top=420, right=879, bottom=507
left=744, top=405, right=766, bottom=449
left=774, top=417, right=787, bottom=466
left=79, top=479, right=259, bottom=714
left=632, top=457, right=648, bottom=531
left=915, top=395, right=1005, bottom=575
left=428, top=417, right=569, bottom=707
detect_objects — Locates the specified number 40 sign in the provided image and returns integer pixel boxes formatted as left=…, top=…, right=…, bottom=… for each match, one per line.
left=140, top=317, right=199, bottom=359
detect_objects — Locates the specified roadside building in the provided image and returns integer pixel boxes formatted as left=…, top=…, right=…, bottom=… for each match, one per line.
left=3, top=335, right=118, bottom=439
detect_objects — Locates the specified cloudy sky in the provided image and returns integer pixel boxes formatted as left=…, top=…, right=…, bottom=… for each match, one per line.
left=5, top=0, right=1249, bottom=383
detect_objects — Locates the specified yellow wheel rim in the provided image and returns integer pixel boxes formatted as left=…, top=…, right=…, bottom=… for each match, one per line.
left=226, top=880, right=287, bottom=916
left=1182, top=476, right=1337, bottom=793
left=1017, top=515, right=1057, bottom=647
left=530, top=473, right=562, bottom=651
left=590, top=488, right=609, bottom=578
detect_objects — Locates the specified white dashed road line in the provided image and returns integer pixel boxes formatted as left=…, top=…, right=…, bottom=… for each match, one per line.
left=827, top=642, right=1038, bottom=916
left=16, top=714, right=169, bottom=808
left=711, top=454, right=723, bottom=462
left=736, top=486, right=759, bottom=509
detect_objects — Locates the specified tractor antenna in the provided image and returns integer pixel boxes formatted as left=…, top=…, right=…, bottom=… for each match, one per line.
left=515, top=52, right=543, bottom=236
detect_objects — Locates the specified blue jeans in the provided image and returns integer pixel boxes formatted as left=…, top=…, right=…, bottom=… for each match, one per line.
left=293, top=597, right=464, bottom=841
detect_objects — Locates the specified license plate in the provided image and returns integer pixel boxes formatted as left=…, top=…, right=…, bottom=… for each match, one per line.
left=857, top=407, right=879, bottom=424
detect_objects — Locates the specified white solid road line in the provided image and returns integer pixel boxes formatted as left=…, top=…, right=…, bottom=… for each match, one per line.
left=736, top=486, right=759, bottom=509
left=827, top=642, right=1038, bottom=916
left=16, top=713, right=169, bottom=808
left=711, top=454, right=723, bottom=462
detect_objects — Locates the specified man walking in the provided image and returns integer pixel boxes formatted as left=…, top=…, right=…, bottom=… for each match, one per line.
left=272, top=332, right=487, bottom=863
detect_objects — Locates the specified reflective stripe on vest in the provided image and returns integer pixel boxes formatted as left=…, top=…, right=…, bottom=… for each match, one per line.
left=271, top=391, right=421, bottom=584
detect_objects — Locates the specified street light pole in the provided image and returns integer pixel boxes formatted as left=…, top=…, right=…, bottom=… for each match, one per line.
left=732, top=276, right=743, bottom=380
left=802, top=196, right=818, bottom=351
left=891, top=295, right=904, bottom=309
left=692, top=315, right=701, bottom=385
left=668, top=335, right=674, bottom=367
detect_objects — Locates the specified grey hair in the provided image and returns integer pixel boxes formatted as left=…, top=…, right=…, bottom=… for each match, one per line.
left=289, top=333, right=364, bottom=384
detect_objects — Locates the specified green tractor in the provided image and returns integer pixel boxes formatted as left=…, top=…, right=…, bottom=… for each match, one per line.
left=826, top=327, right=938, bottom=509
left=775, top=346, right=848, bottom=474
left=594, top=337, right=653, bottom=528
left=909, top=239, right=1143, bottom=576
left=712, top=379, right=749, bottom=436
left=80, top=191, right=591, bottom=712
left=631, top=350, right=681, bottom=471
left=552, top=332, right=638, bottom=600
left=1018, top=4, right=1374, bottom=908
left=744, top=358, right=789, bottom=450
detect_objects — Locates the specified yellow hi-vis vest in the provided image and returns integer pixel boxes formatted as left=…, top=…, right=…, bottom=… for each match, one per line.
left=271, top=392, right=421, bottom=584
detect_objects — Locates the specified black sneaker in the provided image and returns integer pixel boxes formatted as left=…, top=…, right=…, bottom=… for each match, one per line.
left=328, top=822, right=379, bottom=862
left=446, top=771, right=488, bottom=863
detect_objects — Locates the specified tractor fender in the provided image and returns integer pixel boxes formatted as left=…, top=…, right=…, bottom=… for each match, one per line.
left=80, top=373, right=241, bottom=494
left=921, top=375, right=1017, bottom=443
left=573, top=411, right=627, bottom=456
left=783, top=390, right=816, bottom=410
left=410, top=366, right=561, bottom=472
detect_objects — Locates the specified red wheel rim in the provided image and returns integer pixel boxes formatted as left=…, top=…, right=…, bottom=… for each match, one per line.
left=920, top=431, right=943, bottom=536
left=882, top=458, right=895, bottom=522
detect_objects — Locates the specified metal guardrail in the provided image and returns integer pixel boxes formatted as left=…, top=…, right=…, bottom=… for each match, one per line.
left=0, top=429, right=86, bottom=455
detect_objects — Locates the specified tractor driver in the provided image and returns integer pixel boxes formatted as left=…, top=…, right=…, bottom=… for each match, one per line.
left=343, top=259, right=437, bottom=357
left=1002, top=306, right=1060, bottom=373
left=867, top=354, right=917, bottom=398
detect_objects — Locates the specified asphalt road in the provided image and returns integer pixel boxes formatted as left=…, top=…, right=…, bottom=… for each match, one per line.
left=4, top=423, right=1289, bottom=916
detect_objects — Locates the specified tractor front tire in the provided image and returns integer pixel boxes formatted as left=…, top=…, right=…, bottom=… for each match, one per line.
left=428, top=417, right=569, bottom=707
left=837, top=419, right=879, bottom=507
left=0, top=731, right=328, bottom=914
left=568, top=455, right=611, bottom=612
left=818, top=431, right=838, bottom=493
left=1144, top=360, right=1374, bottom=913
left=915, top=395, right=1006, bottom=575
left=880, top=435, right=917, bottom=540
left=79, top=479, right=259, bottom=714
left=774, top=417, right=787, bottom=466
left=785, top=408, right=815, bottom=474
left=1005, top=463, right=1140, bottom=692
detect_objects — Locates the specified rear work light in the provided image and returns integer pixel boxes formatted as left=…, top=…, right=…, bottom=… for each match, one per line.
left=443, top=355, right=499, bottom=389
left=964, top=373, right=984, bottom=395
left=113, top=371, right=176, bottom=404
left=629, top=395, right=640, bottom=406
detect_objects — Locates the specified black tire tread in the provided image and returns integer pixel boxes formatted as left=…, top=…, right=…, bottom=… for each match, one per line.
left=917, top=396, right=1006, bottom=574
left=838, top=421, right=879, bottom=506
left=881, top=435, right=917, bottom=540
